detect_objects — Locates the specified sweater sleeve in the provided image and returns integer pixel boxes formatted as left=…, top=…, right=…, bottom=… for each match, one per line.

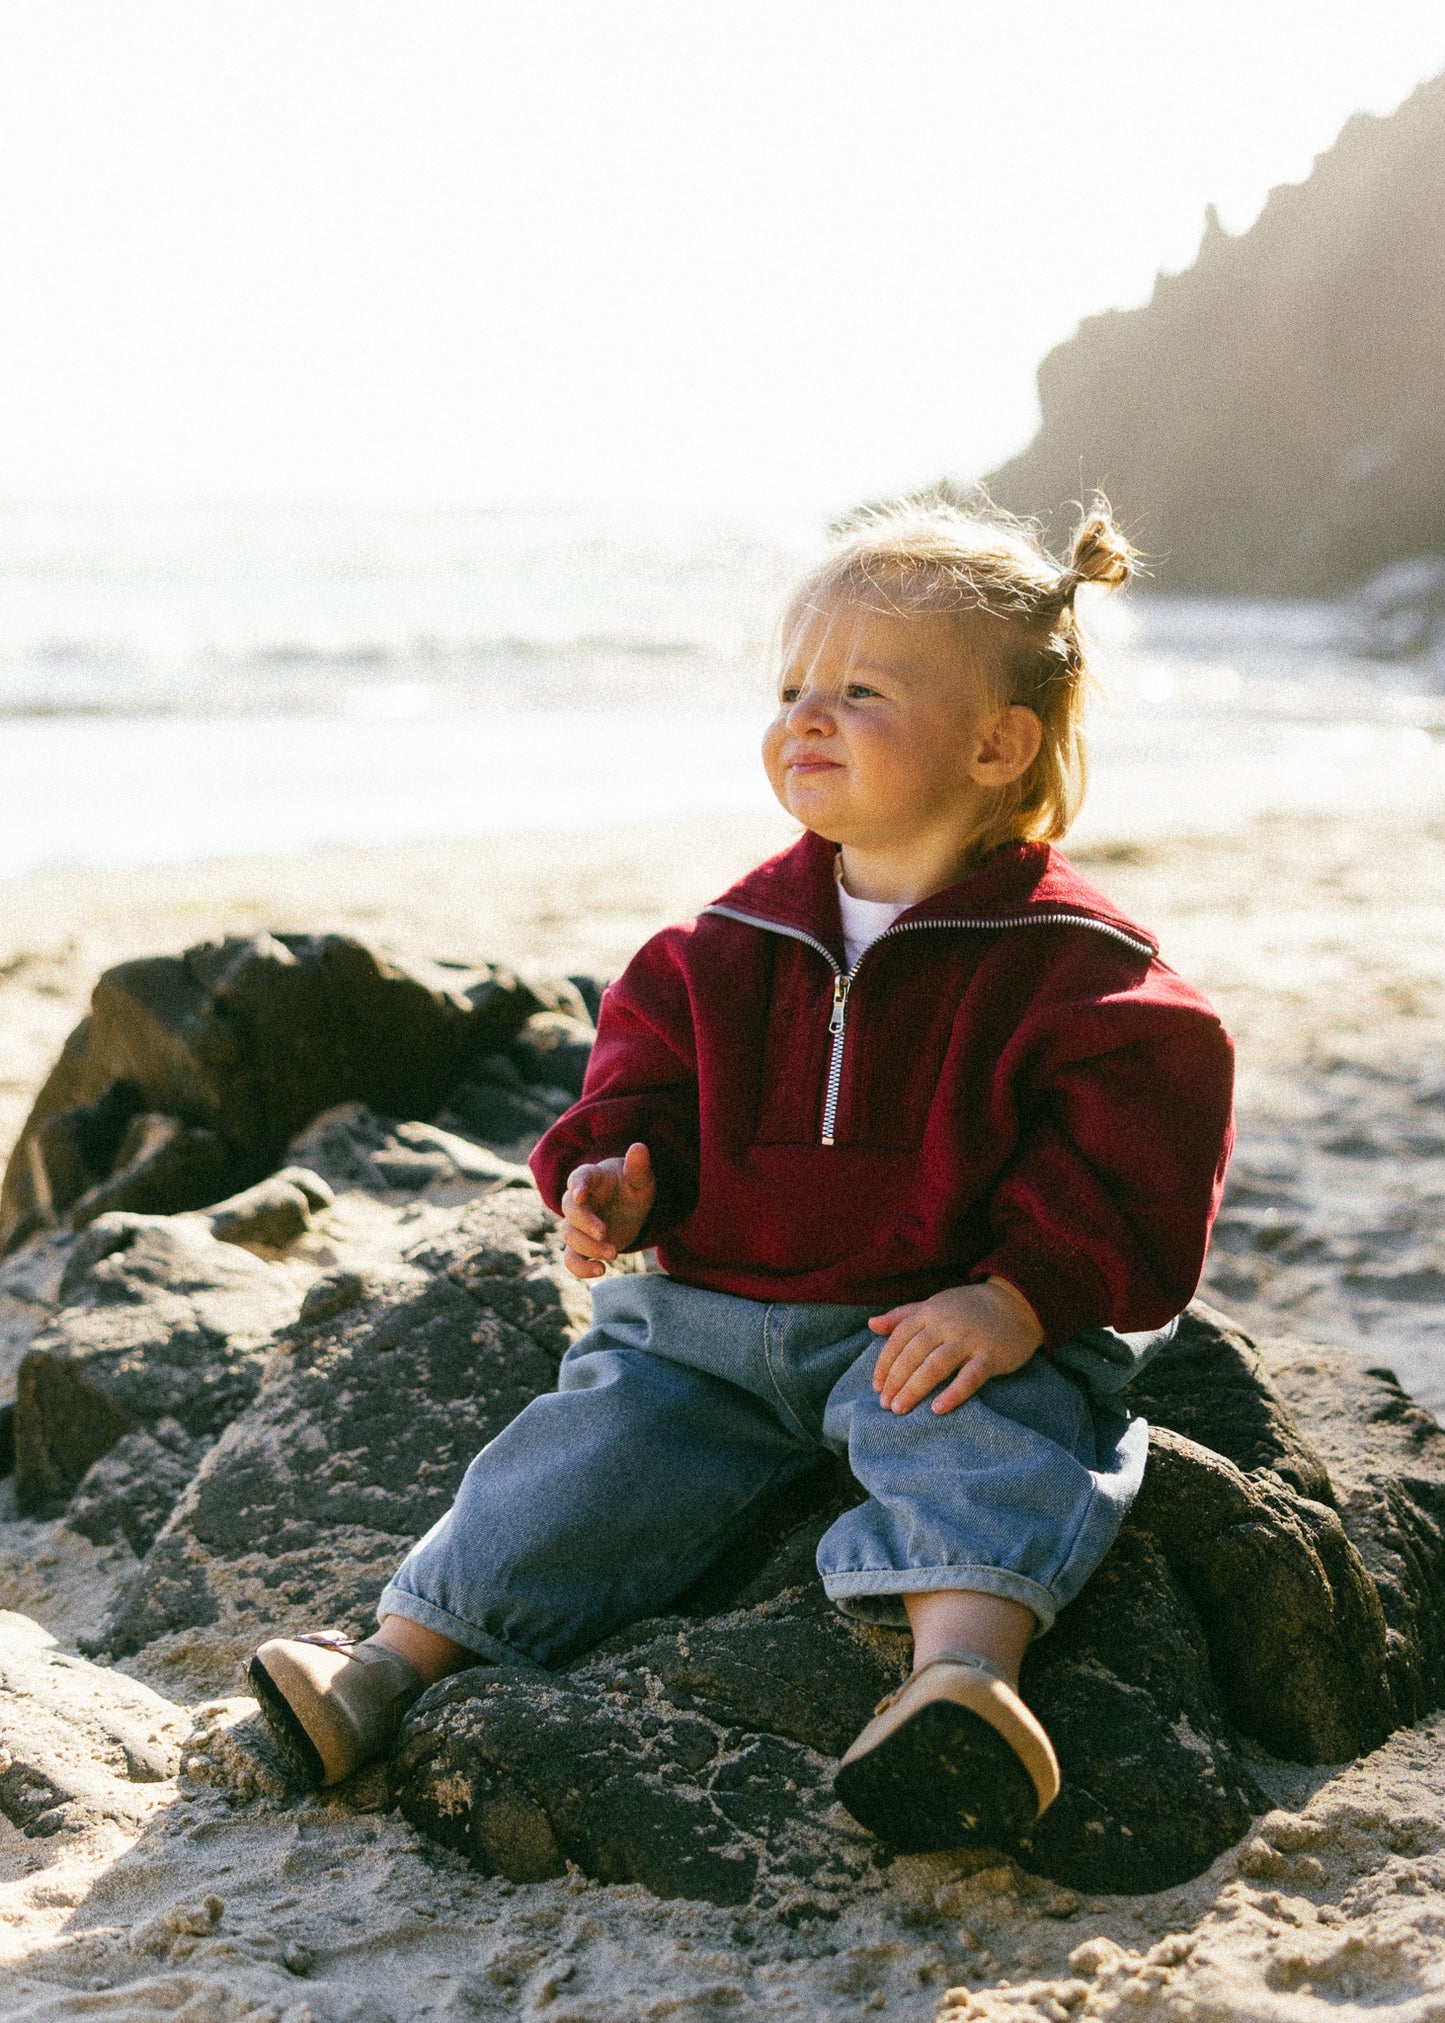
left=969, top=980, right=1235, bottom=1349
left=529, top=931, right=701, bottom=1246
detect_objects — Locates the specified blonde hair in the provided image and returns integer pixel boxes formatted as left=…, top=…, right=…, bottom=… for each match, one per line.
left=780, top=495, right=1137, bottom=865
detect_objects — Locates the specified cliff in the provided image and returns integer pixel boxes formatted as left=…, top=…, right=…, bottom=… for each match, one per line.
left=986, top=71, right=1445, bottom=595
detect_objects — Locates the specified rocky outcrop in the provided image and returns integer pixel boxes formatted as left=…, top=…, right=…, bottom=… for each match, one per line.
left=1258, top=1338, right=1445, bottom=1726
left=13, top=1214, right=307, bottom=1515
left=437, top=1062, right=581, bottom=1164
left=97, top=1185, right=587, bottom=1691
left=986, top=70, right=1445, bottom=595
left=1128, top=1430, right=1390, bottom=1763
left=393, top=1308, right=1407, bottom=1902
left=190, top=1166, right=334, bottom=1252
left=285, top=1103, right=531, bottom=1199
left=0, top=935, right=587, bottom=1253
left=507, top=1010, right=597, bottom=1100
left=67, top=1419, right=212, bottom=1557
left=391, top=1631, right=876, bottom=1909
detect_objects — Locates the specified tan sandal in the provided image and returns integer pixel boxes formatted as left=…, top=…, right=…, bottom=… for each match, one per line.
left=833, top=1651, right=1060, bottom=1853
left=249, top=1631, right=422, bottom=1787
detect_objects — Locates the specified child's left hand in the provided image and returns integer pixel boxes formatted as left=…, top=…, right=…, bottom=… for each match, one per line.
left=869, top=1278, right=1044, bottom=1415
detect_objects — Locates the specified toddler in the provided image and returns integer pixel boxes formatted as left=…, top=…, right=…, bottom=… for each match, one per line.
left=251, top=500, right=1234, bottom=1853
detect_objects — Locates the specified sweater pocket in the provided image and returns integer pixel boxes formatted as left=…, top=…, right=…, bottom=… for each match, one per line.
left=685, top=1143, right=928, bottom=1277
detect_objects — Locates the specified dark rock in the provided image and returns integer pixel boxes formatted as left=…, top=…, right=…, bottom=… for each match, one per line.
left=0, top=1227, right=74, bottom=1421
left=392, top=1654, right=875, bottom=1908
left=1257, top=1336, right=1445, bottom=1727
left=392, top=1443, right=1275, bottom=1902
left=1, top=935, right=560, bottom=1251
left=1022, top=1525, right=1268, bottom=1894
left=986, top=72, right=1445, bottom=594
left=1121, top=1301, right=1334, bottom=1502
left=509, top=1012, right=594, bottom=1100
left=32, top=1079, right=146, bottom=1218
left=567, top=974, right=607, bottom=1025
left=67, top=1114, right=234, bottom=1229
left=68, top=1417, right=211, bottom=1556
left=592, top=1582, right=904, bottom=1762
left=437, top=1057, right=571, bottom=1156
left=73, top=1200, right=1445, bottom=1907
left=0, top=1019, right=95, bottom=1254
left=1129, top=1428, right=1391, bottom=1762
left=55, top=1214, right=162, bottom=1300
left=13, top=1215, right=305, bottom=1515
left=98, top=1186, right=586, bottom=1681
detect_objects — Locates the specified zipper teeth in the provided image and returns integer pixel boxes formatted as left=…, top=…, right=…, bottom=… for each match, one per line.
left=700, top=903, right=1156, bottom=1146
left=820, top=979, right=848, bottom=1145
left=820, top=1049, right=843, bottom=1144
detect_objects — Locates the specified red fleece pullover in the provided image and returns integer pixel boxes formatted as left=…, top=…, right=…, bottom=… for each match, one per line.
left=530, top=831, right=1235, bottom=1347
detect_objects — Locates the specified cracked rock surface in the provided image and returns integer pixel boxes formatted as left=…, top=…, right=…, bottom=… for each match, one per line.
left=96, top=1185, right=587, bottom=1697
left=13, top=1216, right=308, bottom=1517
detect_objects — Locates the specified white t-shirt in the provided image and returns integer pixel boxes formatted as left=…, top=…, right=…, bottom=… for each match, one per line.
left=836, top=869, right=908, bottom=971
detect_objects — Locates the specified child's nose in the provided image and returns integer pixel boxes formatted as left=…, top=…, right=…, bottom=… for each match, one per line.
left=786, top=686, right=834, bottom=732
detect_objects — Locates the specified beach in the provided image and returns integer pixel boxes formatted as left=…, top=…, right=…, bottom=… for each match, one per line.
left=3, top=797, right=1445, bottom=2021
left=5, top=9, right=1444, bottom=2003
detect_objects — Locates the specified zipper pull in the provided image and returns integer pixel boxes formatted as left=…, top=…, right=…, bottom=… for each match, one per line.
left=829, top=972, right=851, bottom=1035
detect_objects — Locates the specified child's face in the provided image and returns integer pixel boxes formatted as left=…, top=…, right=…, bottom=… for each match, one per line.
left=763, top=599, right=1027, bottom=861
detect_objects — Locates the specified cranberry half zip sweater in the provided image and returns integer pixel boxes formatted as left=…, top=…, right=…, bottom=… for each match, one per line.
left=530, top=831, right=1235, bottom=1347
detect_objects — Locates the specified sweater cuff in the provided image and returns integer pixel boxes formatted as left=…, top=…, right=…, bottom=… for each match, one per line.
left=970, top=1243, right=1111, bottom=1353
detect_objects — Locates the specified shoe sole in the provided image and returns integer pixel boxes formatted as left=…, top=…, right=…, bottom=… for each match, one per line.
left=833, top=1698, right=1040, bottom=1853
left=247, top=1654, right=328, bottom=1789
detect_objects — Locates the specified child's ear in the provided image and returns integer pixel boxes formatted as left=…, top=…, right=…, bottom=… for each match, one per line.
left=968, top=705, right=1043, bottom=786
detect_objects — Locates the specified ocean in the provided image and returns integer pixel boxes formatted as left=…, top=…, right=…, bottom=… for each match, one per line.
left=1, top=500, right=1442, bottom=875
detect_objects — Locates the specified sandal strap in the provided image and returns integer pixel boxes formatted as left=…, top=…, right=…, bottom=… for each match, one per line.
left=872, top=1650, right=1011, bottom=1716
left=292, top=1631, right=365, bottom=1660
left=917, top=1649, right=1013, bottom=1686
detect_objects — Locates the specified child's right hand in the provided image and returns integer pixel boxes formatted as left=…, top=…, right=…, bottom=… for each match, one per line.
left=560, top=1142, right=656, bottom=1279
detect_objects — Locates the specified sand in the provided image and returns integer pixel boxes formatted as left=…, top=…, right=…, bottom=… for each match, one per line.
left=2, top=805, right=1445, bottom=2022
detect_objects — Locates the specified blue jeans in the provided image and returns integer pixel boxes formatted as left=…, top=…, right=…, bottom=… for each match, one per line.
left=379, top=1275, right=1171, bottom=1668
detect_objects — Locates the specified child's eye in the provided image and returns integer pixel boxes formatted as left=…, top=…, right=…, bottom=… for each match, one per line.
left=845, top=683, right=880, bottom=700
left=778, top=685, right=800, bottom=705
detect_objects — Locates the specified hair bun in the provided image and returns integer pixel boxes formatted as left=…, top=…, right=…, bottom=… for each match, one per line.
left=1061, top=498, right=1137, bottom=599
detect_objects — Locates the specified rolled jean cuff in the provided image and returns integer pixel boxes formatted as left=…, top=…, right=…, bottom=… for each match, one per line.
left=822, top=1564, right=1060, bottom=1633
left=377, top=1582, right=538, bottom=1668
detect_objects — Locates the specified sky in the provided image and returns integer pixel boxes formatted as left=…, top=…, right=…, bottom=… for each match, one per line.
left=2, top=1, right=1444, bottom=520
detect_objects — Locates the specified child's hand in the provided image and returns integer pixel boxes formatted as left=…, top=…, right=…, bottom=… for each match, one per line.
left=560, top=1142, right=656, bottom=1279
left=869, top=1278, right=1044, bottom=1415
